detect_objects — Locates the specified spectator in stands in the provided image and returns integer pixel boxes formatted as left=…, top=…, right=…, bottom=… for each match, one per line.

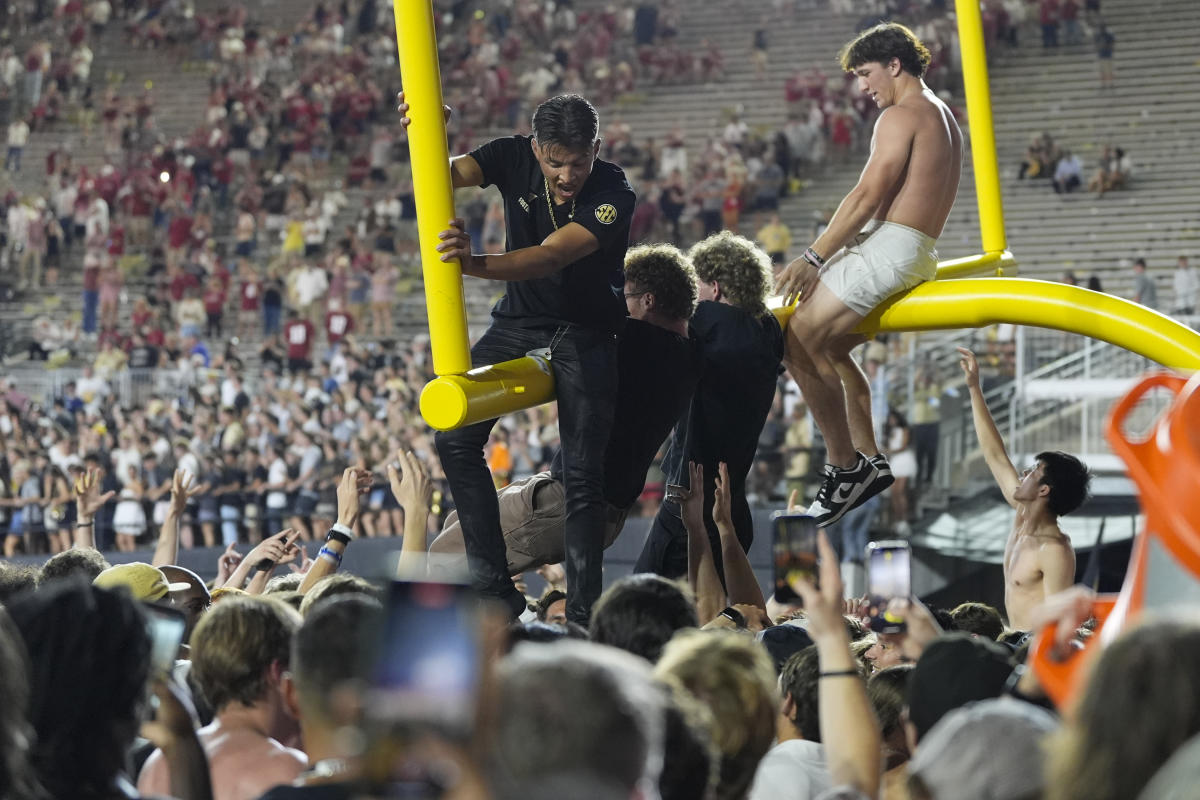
left=1052, top=149, right=1082, bottom=194
left=1095, top=21, right=1116, bottom=89
left=4, top=116, right=28, bottom=172
left=883, top=407, right=916, bottom=535
left=1132, top=257, right=1158, bottom=309
left=757, top=213, right=792, bottom=266
left=1173, top=255, right=1198, bottom=317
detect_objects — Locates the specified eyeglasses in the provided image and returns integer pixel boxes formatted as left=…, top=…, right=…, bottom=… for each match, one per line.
left=624, top=291, right=649, bottom=299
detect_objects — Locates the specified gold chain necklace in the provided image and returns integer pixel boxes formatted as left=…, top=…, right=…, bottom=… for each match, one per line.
left=544, top=176, right=576, bottom=231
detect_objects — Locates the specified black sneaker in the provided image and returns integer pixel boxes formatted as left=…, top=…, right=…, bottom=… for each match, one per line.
left=859, top=454, right=896, bottom=506
left=807, top=452, right=874, bottom=527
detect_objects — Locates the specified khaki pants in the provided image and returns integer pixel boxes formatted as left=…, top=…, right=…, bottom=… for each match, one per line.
left=428, top=472, right=628, bottom=580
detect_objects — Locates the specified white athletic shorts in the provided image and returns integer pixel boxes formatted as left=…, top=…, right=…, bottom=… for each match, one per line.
left=819, top=220, right=939, bottom=316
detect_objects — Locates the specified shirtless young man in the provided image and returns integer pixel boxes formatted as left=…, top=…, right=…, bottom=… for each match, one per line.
left=775, top=23, right=962, bottom=527
left=959, top=347, right=1089, bottom=631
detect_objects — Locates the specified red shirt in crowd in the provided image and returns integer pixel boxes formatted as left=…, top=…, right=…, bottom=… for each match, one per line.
left=240, top=279, right=261, bottom=311
left=167, top=215, right=193, bottom=250
left=325, top=311, right=354, bottom=345
left=203, top=287, right=226, bottom=315
left=285, top=319, right=315, bottom=360
left=169, top=271, right=199, bottom=303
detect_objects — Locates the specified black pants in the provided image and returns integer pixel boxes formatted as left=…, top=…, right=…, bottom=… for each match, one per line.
left=435, top=322, right=617, bottom=624
left=633, top=472, right=753, bottom=585
left=913, top=422, right=940, bottom=484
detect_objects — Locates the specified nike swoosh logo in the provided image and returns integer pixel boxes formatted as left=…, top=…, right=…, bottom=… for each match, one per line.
left=832, top=484, right=857, bottom=505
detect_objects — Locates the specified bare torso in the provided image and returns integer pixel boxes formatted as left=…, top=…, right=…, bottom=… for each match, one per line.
left=139, top=720, right=307, bottom=800
left=874, top=88, right=962, bottom=239
left=1004, top=513, right=1075, bottom=631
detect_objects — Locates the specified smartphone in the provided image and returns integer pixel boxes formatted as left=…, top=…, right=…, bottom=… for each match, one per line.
left=866, top=540, right=911, bottom=634
left=366, top=580, right=481, bottom=738
left=143, top=604, right=187, bottom=678
left=772, top=512, right=819, bottom=604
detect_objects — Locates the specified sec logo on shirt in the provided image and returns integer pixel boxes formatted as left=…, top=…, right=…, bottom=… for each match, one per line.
left=594, top=204, right=618, bottom=224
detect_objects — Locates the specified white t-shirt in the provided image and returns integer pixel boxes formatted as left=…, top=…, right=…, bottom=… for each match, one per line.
left=748, top=739, right=833, bottom=800
left=266, top=458, right=289, bottom=508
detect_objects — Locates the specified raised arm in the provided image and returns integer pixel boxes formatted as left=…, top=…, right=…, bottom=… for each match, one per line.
left=298, top=466, right=371, bottom=594
left=225, top=528, right=295, bottom=591
left=391, top=450, right=434, bottom=580
left=678, top=461, right=725, bottom=625
left=958, top=347, right=1021, bottom=507
left=713, top=462, right=766, bottom=611
left=396, top=91, right=482, bottom=188
left=796, top=530, right=883, bottom=798
left=245, top=530, right=301, bottom=595
left=152, top=470, right=201, bottom=568
left=72, top=467, right=115, bottom=550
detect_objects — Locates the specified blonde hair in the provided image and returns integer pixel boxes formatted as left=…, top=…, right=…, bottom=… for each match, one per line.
left=654, top=629, right=778, bottom=800
left=190, top=596, right=301, bottom=711
left=689, top=231, right=774, bottom=316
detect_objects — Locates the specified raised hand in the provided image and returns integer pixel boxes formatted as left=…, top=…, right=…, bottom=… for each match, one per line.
left=713, top=461, right=733, bottom=528
left=387, top=450, right=433, bottom=514
left=957, top=346, right=981, bottom=389
left=74, top=466, right=115, bottom=522
left=168, top=469, right=202, bottom=515
left=216, top=542, right=242, bottom=586
left=670, top=461, right=706, bottom=533
left=335, top=466, right=373, bottom=528
left=793, top=529, right=848, bottom=643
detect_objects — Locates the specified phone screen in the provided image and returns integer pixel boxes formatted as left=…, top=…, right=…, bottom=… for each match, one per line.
left=867, top=541, right=911, bottom=634
left=143, top=604, right=187, bottom=678
left=772, top=512, right=819, bottom=604
left=366, top=581, right=480, bottom=737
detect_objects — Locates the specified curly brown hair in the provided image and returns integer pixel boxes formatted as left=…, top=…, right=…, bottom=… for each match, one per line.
left=689, top=231, right=774, bottom=316
left=623, top=243, right=699, bottom=321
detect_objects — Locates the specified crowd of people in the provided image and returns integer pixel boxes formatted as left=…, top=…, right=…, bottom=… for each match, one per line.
left=0, top=438, right=1195, bottom=800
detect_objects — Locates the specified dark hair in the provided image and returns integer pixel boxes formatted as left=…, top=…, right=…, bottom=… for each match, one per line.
left=589, top=574, right=698, bottom=663
left=839, top=22, right=932, bottom=78
left=623, top=244, right=699, bottom=321
left=779, top=646, right=823, bottom=742
left=39, top=549, right=111, bottom=585
left=7, top=581, right=150, bottom=800
left=0, top=606, right=43, bottom=800
left=0, top=565, right=40, bottom=605
left=531, top=94, right=599, bottom=151
left=930, top=607, right=958, bottom=632
left=950, top=602, right=1005, bottom=640
left=507, top=620, right=588, bottom=650
left=536, top=589, right=567, bottom=622
left=1035, top=451, right=1091, bottom=516
left=292, top=595, right=381, bottom=720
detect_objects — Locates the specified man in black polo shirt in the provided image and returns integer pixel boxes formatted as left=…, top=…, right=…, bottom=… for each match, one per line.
left=426, top=243, right=702, bottom=576
left=399, top=93, right=635, bottom=623
left=634, top=231, right=785, bottom=581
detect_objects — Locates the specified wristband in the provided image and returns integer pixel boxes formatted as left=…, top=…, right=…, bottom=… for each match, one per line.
left=254, top=558, right=275, bottom=572
left=719, top=606, right=746, bottom=629
left=802, top=247, right=826, bottom=269
left=326, top=524, right=353, bottom=545
left=317, top=546, right=343, bottom=566
left=75, top=522, right=94, bottom=528
left=819, top=670, right=861, bottom=679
